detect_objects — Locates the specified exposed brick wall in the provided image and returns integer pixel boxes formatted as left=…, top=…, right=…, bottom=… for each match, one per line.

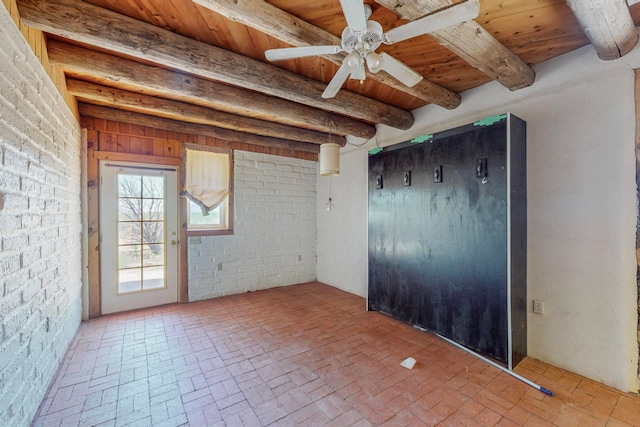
left=188, top=151, right=317, bottom=301
left=2, top=0, right=78, bottom=116
left=0, top=5, right=82, bottom=427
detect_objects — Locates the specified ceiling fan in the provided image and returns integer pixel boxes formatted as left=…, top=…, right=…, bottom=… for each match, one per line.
left=264, top=0, right=480, bottom=99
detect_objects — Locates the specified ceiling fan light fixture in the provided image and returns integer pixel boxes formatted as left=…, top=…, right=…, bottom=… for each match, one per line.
left=366, top=52, right=384, bottom=73
left=345, top=51, right=361, bottom=68
left=352, top=63, right=366, bottom=82
left=266, top=0, right=475, bottom=98
left=343, top=51, right=365, bottom=82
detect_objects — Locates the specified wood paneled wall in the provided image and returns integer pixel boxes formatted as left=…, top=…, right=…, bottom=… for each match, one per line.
left=81, top=116, right=319, bottom=162
left=2, top=0, right=77, bottom=116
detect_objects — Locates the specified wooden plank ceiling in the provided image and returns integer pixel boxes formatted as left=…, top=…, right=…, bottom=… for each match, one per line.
left=16, top=0, right=640, bottom=154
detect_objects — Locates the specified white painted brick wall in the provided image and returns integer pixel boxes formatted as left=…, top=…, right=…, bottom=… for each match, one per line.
left=188, top=151, right=317, bottom=301
left=0, top=7, right=82, bottom=427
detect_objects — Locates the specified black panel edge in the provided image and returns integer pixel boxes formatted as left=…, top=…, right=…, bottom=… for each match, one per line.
left=508, top=113, right=528, bottom=368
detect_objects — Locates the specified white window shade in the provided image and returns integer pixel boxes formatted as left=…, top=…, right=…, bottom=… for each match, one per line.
left=183, top=147, right=230, bottom=215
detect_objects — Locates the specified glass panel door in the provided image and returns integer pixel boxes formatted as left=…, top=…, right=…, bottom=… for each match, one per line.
left=100, top=162, right=178, bottom=314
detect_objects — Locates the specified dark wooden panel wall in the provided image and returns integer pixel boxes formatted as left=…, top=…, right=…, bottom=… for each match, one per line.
left=368, top=115, right=526, bottom=367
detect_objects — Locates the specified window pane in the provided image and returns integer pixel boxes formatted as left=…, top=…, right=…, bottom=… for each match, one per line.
left=143, top=266, right=165, bottom=290
left=119, top=245, right=142, bottom=268
left=142, top=222, right=164, bottom=244
left=188, top=199, right=222, bottom=226
left=118, top=222, right=141, bottom=245
left=111, top=170, right=172, bottom=296
left=119, top=198, right=141, bottom=221
left=143, top=175, right=164, bottom=199
left=118, top=175, right=141, bottom=198
left=118, top=268, right=142, bottom=294
left=143, top=198, right=164, bottom=221
left=143, top=244, right=164, bottom=267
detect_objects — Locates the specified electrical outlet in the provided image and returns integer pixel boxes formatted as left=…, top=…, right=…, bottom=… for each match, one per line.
left=217, top=263, right=223, bottom=271
left=297, top=254, right=302, bottom=261
left=533, top=300, right=545, bottom=315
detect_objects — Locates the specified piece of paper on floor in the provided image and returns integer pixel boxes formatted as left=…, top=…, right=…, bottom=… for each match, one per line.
left=400, top=357, right=416, bottom=369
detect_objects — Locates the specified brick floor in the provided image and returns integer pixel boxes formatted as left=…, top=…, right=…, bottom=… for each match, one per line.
left=31, top=282, right=640, bottom=426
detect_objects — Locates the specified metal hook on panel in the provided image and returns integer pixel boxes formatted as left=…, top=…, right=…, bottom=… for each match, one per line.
left=482, top=177, right=488, bottom=184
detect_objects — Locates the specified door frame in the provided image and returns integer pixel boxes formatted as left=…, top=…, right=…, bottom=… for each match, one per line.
left=99, top=160, right=179, bottom=314
left=86, top=151, right=188, bottom=318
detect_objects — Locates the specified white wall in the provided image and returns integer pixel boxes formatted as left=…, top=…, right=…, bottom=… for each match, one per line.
left=316, top=148, right=368, bottom=299
left=0, top=6, right=83, bottom=426
left=317, top=44, right=639, bottom=392
left=189, top=151, right=317, bottom=300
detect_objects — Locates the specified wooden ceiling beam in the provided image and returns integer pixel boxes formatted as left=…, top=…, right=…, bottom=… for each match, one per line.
left=566, top=0, right=638, bottom=60
left=375, top=0, right=536, bottom=91
left=79, top=104, right=321, bottom=154
left=48, top=41, right=374, bottom=139
left=17, top=0, right=414, bottom=130
left=67, top=79, right=347, bottom=147
left=193, top=0, right=461, bottom=110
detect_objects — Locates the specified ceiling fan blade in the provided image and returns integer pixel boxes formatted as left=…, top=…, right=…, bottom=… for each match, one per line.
left=265, top=45, right=343, bottom=61
left=379, top=53, right=423, bottom=87
left=322, top=62, right=354, bottom=99
left=339, top=0, right=367, bottom=32
left=384, top=0, right=480, bottom=45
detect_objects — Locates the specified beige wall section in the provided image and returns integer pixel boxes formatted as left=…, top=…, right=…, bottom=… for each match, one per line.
left=317, top=44, right=640, bottom=393
left=316, top=148, right=368, bottom=299
left=1, top=0, right=78, bottom=117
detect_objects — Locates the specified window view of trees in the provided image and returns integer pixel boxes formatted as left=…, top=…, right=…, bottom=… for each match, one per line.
left=188, top=198, right=222, bottom=226
left=117, top=174, right=165, bottom=293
